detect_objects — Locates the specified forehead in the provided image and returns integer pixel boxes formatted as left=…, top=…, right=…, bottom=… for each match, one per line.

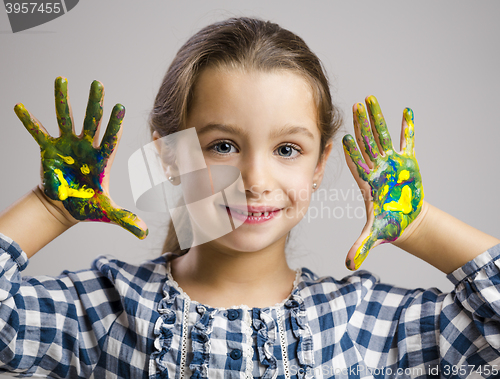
left=187, top=67, right=319, bottom=139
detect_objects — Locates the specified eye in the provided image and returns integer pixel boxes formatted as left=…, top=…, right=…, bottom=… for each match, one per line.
left=275, top=144, right=302, bottom=159
left=209, top=140, right=238, bottom=155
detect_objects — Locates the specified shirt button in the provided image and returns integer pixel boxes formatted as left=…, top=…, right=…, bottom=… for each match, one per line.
left=230, top=349, right=242, bottom=360
left=227, top=309, right=240, bottom=320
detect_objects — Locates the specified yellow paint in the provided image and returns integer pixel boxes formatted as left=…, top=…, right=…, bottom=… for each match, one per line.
left=57, top=154, right=75, bottom=165
left=404, top=127, right=414, bottom=140
left=397, top=170, right=410, bottom=184
left=353, top=235, right=371, bottom=270
left=81, top=164, right=90, bottom=175
left=54, top=169, right=94, bottom=201
left=404, top=109, right=415, bottom=143
left=404, top=108, right=414, bottom=126
left=383, top=185, right=412, bottom=214
left=379, top=185, right=389, bottom=201
left=401, top=215, right=408, bottom=231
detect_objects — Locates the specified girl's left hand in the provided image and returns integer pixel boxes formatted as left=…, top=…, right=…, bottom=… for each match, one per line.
left=342, top=96, right=424, bottom=270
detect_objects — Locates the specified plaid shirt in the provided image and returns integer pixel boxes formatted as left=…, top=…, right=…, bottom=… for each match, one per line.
left=0, top=233, right=499, bottom=379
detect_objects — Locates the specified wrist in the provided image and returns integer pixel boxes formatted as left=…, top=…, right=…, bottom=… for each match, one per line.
left=392, top=202, right=500, bottom=274
left=393, top=200, right=430, bottom=251
left=0, top=188, right=77, bottom=258
left=33, top=186, right=79, bottom=228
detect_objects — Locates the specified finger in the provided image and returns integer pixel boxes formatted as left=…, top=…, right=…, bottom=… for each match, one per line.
left=353, top=102, right=380, bottom=166
left=345, top=230, right=381, bottom=271
left=366, top=95, right=393, bottom=153
left=400, top=107, right=415, bottom=155
left=107, top=206, right=149, bottom=240
left=99, top=104, right=125, bottom=160
left=14, top=103, right=50, bottom=147
left=54, top=77, right=75, bottom=135
left=82, top=80, right=104, bottom=145
left=342, top=134, right=370, bottom=182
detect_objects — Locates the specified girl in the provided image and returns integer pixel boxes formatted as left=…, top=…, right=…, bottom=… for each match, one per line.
left=0, top=17, right=499, bottom=379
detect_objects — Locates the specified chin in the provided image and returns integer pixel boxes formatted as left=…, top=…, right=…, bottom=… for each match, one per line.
left=211, top=231, right=286, bottom=254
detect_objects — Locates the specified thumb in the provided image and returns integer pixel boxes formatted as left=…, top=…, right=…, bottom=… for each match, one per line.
left=345, top=227, right=381, bottom=271
left=106, top=204, right=149, bottom=240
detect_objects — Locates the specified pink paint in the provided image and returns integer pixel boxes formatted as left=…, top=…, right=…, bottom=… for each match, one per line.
left=358, top=160, right=370, bottom=174
left=364, top=136, right=378, bottom=158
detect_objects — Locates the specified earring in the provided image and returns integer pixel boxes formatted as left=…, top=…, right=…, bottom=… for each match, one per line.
left=313, top=183, right=317, bottom=189
left=168, top=176, right=174, bottom=182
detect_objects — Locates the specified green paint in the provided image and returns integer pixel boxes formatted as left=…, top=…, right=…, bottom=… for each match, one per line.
left=356, top=103, right=380, bottom=161
left=366, top=95, right=393, bottom=152
left=342, top=135, right=369, bottom=181
left=14, top=76, right=148, bottom=240
left=344, top=96, right=424, bottom=270
left=82, top=79, right=104, bottom=142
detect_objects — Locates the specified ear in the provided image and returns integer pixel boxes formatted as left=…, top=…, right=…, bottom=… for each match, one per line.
left=153, top=131, right=180, bottom=184
left=312, top=141, right=333, bottom=190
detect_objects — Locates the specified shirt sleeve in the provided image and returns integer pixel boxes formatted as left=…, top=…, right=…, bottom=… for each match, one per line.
left=0, top=232, right=123, bottom=378
left=378, top=243, right=500, bottom=376
left=340, top=243, right=500, bottom=378
left=438, top=243, right=500, bottom=372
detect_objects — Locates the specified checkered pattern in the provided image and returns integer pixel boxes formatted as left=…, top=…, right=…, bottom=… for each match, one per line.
left=0, top=232, right=499, bottom=378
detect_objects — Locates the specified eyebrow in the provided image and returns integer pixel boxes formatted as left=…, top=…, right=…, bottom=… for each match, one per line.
left=270, top=125, right=315, bottom=140
left=197, top=123, right=247, bottom=137
left=197, top=123, right=315, bottom=140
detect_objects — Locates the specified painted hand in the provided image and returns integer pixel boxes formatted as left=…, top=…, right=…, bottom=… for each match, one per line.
left=342, top=96, right=423, bottom=270
left=14, top=77, right=148, bottom=239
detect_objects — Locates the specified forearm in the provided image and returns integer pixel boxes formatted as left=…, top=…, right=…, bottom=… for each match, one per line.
left=394, top=202, right=500, bottom=274
left=0, top=187, right=76, bottom=258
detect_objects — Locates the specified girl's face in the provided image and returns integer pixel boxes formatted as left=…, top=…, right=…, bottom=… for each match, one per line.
left=184, top=67, right=331, bottom=254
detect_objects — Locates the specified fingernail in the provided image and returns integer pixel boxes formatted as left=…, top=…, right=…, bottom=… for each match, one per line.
left=404, top=108, right=414, bottom=124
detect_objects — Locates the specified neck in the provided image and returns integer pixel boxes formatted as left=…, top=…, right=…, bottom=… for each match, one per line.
left=169, top=236, right=297, bottom=308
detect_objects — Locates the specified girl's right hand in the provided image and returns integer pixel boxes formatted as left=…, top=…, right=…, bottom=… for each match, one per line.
left=14, top=77, right=148, bottom=239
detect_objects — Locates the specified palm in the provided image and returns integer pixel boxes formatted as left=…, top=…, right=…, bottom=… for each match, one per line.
left=343, top=96, right=423, bottom=270
left=14, top=77, right=148, bottom=239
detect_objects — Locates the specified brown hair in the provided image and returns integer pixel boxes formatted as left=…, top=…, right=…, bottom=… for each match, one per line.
left=149, top=17, right=342, bottom=256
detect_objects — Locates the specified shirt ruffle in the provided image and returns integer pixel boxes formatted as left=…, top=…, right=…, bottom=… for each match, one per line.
left=286, top=294, right=314, bottom=379
left=155, top=261, right=309, bottom=378
left=189, top=305, right=216, bottom=379
left=253, top=308, right=278, bottom=379
left=152, top=284, right=181, bottom=379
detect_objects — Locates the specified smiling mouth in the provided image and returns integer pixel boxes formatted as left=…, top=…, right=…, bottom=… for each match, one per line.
left=222, top=206, right=282, bottom=223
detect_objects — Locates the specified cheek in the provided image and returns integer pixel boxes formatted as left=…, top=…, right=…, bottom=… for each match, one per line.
left=280, top=173, right=313, bottom=205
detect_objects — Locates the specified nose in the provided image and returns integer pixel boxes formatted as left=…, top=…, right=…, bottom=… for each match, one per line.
left=240, top=153, right=273, bottom=199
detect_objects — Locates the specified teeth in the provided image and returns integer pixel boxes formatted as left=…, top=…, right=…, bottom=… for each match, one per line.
left=230, top=209, right=274, bottom=217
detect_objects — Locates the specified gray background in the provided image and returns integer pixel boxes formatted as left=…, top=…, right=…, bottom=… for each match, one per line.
left=0, top=1, right=499, bottom=358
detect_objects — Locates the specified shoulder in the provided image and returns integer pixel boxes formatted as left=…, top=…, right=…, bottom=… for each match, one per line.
left=296, top=267, right=423, bottom=309
left=89, top=254, right=169, bottom=295
left=298, top=267, right=379, bottom=298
